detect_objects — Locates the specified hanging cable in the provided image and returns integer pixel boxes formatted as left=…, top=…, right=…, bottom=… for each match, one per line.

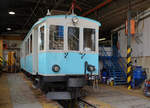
left=23, top=0, right=41, bottom=29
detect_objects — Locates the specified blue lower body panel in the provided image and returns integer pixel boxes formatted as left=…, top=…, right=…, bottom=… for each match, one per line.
left=38, top=52, right=99, bottom=76
left=20, top=58, right=25, bottom=70
left=20, top=55, right=33, bottom=74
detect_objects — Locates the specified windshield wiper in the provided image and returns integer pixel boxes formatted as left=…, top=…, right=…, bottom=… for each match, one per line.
left=80, top=52, right=86, bottom=59
left=64, top=52, right=69, bottom=58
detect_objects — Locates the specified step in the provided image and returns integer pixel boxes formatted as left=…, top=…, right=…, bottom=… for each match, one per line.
left=110, top=76, right=126, bottom=78
left=109, top=73, right=124, bottom=76
left=114, top=82, right=127, bottom=85
left=109, top=77, right=126, bottom=79
left=115, top=79, right=126, bottom=81
left=114, top=80, right=127, bottom=83
left=114, top=81, right=127, bottom=83
left=110, top=72, right=123, bottom=74
left=109, top=72, right=124, bottom=74
left=115, top=79, right=126, bottom=82
left=46, top=92, right=72, bottom=100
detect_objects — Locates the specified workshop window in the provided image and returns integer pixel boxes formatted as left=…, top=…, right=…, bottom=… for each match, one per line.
left=49, top=25, right=64, bottom=50
left=68, top=27, right=79, bottom=51
left=83, top=28, right=95, bottom=52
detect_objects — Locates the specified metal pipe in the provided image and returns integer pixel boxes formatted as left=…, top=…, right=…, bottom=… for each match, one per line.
left=82, top=0, right=112, bottom=17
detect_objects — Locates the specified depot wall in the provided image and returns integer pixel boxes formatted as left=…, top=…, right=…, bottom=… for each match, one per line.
left=114, top=8, right=150, bottom=77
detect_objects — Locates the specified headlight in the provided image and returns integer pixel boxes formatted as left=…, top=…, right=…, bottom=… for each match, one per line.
left=72, top=16, right=79, bottom=24
left=52, top=65, right=60, bottom=72
left=87, top=65, right=96, bottom=72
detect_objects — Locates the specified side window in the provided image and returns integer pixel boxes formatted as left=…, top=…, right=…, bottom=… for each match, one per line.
left=25, top=41, right=27, bottom=56
left=49, top=25, right=64, bottom=50
left=21, top=45, right=24, bottom=57
left=39, top=26, right=45, bottom=50
left=27, top=38, right=29, bottom=55
left=83, top=28, right=95, bottom=51
left=22, top=42, right=25, bottom=57
left=68, top=27, right=79, bottom=51
left=20, top=46, right=22, bottom=57
left=30, top=34, right=32, bottom=53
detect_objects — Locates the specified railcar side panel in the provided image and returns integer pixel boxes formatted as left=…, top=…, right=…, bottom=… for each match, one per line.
left=20, top=58, right=25, bottom=70
left=38, top=53, right=47, bottom=75
left=25, top=55, right=33, bottom=73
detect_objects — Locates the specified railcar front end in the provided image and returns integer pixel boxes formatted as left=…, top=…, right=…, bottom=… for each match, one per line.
left=20, top=15, right=101, bottom=100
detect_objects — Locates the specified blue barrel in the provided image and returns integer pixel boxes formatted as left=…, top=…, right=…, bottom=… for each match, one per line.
left=132, top=66, right=147, bottom=88
left=133, top=66, right=145, bottom=79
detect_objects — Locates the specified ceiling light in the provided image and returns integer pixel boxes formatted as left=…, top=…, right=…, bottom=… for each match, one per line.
left=9, top=11, right=15, bottom=15
left=6, top=28, right=11, bottom=31
left=99, top=38, right=106, bottom=41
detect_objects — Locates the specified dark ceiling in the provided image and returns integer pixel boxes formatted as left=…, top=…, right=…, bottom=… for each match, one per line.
left=0, top=0, right=150, bottom=39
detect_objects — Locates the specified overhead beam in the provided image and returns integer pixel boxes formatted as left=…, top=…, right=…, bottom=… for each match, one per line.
left=82, top=0, right=112, bottom=17
left=98, top=0, right=150, bottom=32
left=100, top=0, right=150, bottom=24
left=99, top=0, right=149, bottom=20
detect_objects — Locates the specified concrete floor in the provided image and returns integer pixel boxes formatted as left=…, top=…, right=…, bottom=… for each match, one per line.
left=84, top=85, right=150, bottom=108
left=0, top=73, right=62, bottom=108
left=0, top=74, right=13, bottom=108
left=1, top=73, right=150, bottom=108
left=7, top=73, right=42, bottom=108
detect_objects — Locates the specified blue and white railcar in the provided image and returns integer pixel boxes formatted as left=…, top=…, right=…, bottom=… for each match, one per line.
left=20, top=14, right=101, bottom=100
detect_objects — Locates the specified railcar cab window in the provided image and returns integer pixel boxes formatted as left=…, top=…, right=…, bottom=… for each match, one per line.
left=49, top=25, right=64, bottom=50
left=39, top=26, right=45, bottom=50
left=83, top=28, right=96, bottom=52
left=68, top=27, right=79, bottom=51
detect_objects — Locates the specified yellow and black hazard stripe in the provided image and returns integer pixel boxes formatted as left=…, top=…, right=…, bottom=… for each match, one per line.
left=0, top=56, right=4, bottom=65
left=127, top=47, right=132, bottom=90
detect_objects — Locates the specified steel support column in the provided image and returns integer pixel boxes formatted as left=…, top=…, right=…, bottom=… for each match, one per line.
left=127, top=10, right=132, bottom=90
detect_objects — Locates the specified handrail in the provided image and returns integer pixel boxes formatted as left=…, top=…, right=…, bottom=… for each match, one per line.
left=100, top=47, right=107, bottom=67
left=112, top=46, right=127, bottom=73
left=119, top=58, right=127, bottom=73
left=100, top=47, right=111, bottom=69
left=100, top=46, right=114, bottom=77
left=99, top=46, right=127, bottom=85
left=102, top=46, right=108, bottom=57
left=100, top=46, right=127, bottom=73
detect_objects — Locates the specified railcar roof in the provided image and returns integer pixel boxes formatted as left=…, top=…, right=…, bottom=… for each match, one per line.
left=24, top=15, right=101, bottom=41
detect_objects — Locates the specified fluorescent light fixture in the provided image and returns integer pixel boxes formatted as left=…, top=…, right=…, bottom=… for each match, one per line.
left=6, top=28, right=11, bottom=30
left=99, top=38, right=106, bottom=41
left=9, top=11, right=15, bottom=15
